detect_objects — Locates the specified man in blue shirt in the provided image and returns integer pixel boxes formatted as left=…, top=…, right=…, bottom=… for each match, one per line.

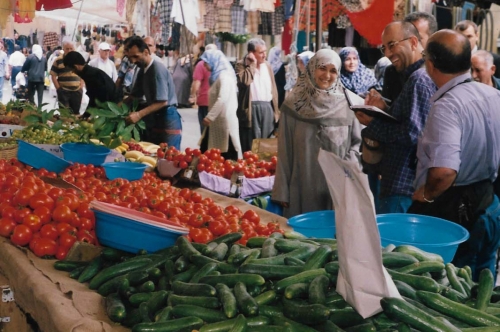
left=355, top=21, right=437, bottom=214
left=409, top=30, right=500, bottom=280
left=125, top=36, right=181, bottom=149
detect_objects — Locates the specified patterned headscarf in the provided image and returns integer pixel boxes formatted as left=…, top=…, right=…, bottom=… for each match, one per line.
left=200, top=50, right=234, bottom=84
left=268, top=46, right=283, bottom=75
left=339, top=47, right=377, bottom=94
left=282, top=49, right=348, bottom=122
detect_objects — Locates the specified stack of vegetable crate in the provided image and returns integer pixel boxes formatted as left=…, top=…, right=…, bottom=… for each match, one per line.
left=55, top=232, right=500, bottom=332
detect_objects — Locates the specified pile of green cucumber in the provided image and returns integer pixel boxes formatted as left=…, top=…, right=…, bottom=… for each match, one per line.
left=53, top=232, right=500, bottom=332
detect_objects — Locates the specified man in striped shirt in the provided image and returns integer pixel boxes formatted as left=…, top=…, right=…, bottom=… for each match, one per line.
left=50, top=41, right=83, bottom=114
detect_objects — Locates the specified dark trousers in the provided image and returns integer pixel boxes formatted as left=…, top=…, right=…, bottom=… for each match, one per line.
left=142, top=105, right=182, bottom=149
left=10, top=66, right=22, bottom=87
left=57, top=89, right=83, bottom=115
left=28, top=81, right=44, bottom=107
left=197, top=105, right=209, bottom=134
left=200, top=127, right=238, bottom=161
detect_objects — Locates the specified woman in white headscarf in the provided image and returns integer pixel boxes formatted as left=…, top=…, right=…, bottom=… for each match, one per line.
left=271, top=49, right=362, bottom=218
left=199, top=50, right=242, bottom=160
left=21, top=44, right=47, bottom=107
left=267, top=46, right=287, bottom=107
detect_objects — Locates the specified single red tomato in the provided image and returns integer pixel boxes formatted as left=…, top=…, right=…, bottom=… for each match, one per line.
left=58, top=231, right=77, bottom=249
left=55, top=222, right=76, bottom=236
left=33, top=206, right=52, bottom=225
left=11, top=224, right=33, bottom=246
left=39, top=224, right=59, bottom=240
left=208, top=220, right=228, bottom=236
left=55, top=246, right=69, bottom=260
left=1, top=205, right=16, bottom=219
left=23, top=214, right=42, bottom=232
left=12, top=188, right=35, bottom=207
left=32, top=238, right=58, bottom=257
left=77, top=217, right=94, bottom=231
left=52, top=205, right=73, bottom=224
left=13, top=207, right=32, bottom=224
left=76, top=229, right=95, bottom=244
left=242, top=210, right=261, bottom=226
left=0, top=218, right=17, bottom=237
left=188, top=214, right=205, bottom=228
left=29, top=193, right=55, bottom=211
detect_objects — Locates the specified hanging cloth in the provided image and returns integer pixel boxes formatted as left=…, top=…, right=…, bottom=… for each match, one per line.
left=36, top=0, right=72, bottom=11
left=171, top=0, right=200, bottom=36
left=0, top=0, right=11, bottom=29
left=126, top=0, right=138, bottom=24
left=346, top=0, right=394, bottom=45
left=15, top=0, right=35, bottom=22
left=298, top=0, right=346, bottom=31
left=117, top=0, right=125, bottom=16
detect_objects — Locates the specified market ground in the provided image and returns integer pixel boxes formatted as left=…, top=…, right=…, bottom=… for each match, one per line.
left=1, top=83, right=202, bottom=151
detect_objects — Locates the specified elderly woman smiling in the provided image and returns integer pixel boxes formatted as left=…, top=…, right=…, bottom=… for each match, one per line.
left=271, top=49, right=362, bottom=218
left=339, top=47, right=378, bottom=95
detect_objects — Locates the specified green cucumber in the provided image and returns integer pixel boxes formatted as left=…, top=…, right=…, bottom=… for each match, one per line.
left=274, top=269, right=328, bottom=293
left=210, top=243, right=229, bottom=261
left=78, top=256, right=104, bottom=282
left=393, top=280, right=417, bottom=301
left=325, top=293, right=348, bottom=309
left=247, top=326, right=290, bottom=332
left=261, top=238, right=278, bottom=258
left=259, top=305, right=284, bottom=318
left=461, top=328, right=500, bottom=331
left=242, top=250, right=261, bottom=266
left=285, top=283, right=309, bottom=300
left=441, top=287, right=468, bottom=303
left=282, top=298, right=330, bottom=325
left=164, top=259, right=175, bottom=283
left=303, top=245, right=332, bottom=271
left=209, top=232, right=243, bottom=245
left=238, top=264, right=303, bottom=279
left=192, top=242, right=212, bottom=255
left=446, top=263, right=466, bottom=296
left=105, top=293, right=127, bottom=323
left=329, top=307, right=365, bottom=328
left=284, top=257, right=305, bottom=266
left=458, top=268, right=474, bottom=287
left=190, top=262, right=218, bottom=283
left=176, top=236, right=202, bottom=259
left=274, top=239, right=318, bottom=253
left=308, top=275, right=330, bottom=304
left=53, top=260, right=88, bottom=272
left=314, top=320, right=345, bottom=332
left=122, top=308, right=142, bottom=327
left=190, top=254, right=238, bottom=273
left=228, top=249, right=261, bottom=265
left=128, top=270, right=150, bottom=286
left=417, top=290, right=500, bottom=327
left=137, top=280, right=155, bottom=293
left=155, top=305, right=173, bottom=322
left=229, top=314, right=247, bottom=332
left=129, top=292, right=155, bottom=307
left=171, top=265, right=198, bottom=283
left=249, top=246, right=317, bottom=265
left=402, top=296, right=471, bottom=328
left=387, top=269, right=440, bottom=293
left=272, top=316, right=319, bottom=332
left=381, top=297, right=461, bottom=332
left=325, top=261, right=340, bottom=275
left=97, top=274, right=128, bottom=296
left=395, top=261, right=445, bottom=275
left=175, top=255, right=192, bottom=273
left=132, top=316, right=204, bottom=332
left=100, top=247, right=132, bottom=262
left=229, top=244, right=241, bottom=256
left=234, top=282, right=259, bottom=317
left=393, top=245, right=444, bottom=263
left=246, top=237, right=268, bottom=248
left=172, top=280, right=217, bottom=297
left=168, top=293, right=221, bottom=308
left=216, top=283, right=238, bottom=318
left=68, top=265, right=87, bottom=279
left=283, top=230, right=308, bottom=239
left=148, top=267, right=162, bottom=281
left=139, top=301, right=152, bottom=323
left=382, top=252, right=420, bottom=268
left=89, top=257, right=152, bottom=290
left=383, top=244, right=396, bottom=253
left=147, top=290, right=169, bottom=315
left=199, top=316, right=271, bottom=332
left=476, top=269, right=494, bottom=312
left=200, top=274, right=266, bottom=287
left=171, top=304, right=228, bottom=323
left=254, top=290, right=277, bottom=305
left=344, top=322, right=377, bottom=332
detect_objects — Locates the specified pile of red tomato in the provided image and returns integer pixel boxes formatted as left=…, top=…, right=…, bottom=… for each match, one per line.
left=157, top=144, right=278, bottom=180
left=0, top=158, right=282, bottom=259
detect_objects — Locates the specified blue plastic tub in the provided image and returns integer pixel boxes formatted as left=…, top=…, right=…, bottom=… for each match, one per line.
left=246, top=195, right=284, bottom=216
left=17, top=140, right=71, bottom=173
left=61, top=143, right=111, bottom=166
left=102, top=162, right=148, bottom=181
left=94, top=210, right=187, bottom=253
left=287, top=210, right=335, bottom=239
left=376, top=213, right=470, bottom=263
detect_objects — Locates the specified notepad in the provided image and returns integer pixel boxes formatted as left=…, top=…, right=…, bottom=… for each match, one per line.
left=344, top=88, right=398, bottom=123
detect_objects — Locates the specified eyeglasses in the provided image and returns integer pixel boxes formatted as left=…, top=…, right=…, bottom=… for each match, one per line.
left=379, top=37, right=411, bottom=55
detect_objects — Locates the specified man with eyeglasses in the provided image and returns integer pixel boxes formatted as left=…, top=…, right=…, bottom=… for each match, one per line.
left=408, top=30, right=500, bottom=280
left=354, top=21, right=437, bottom=214
left=382, top=12, right=438, bottom=103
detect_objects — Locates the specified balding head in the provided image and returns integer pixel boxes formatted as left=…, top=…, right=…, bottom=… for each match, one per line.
left=143, top=36, right=156, bottom=55
left=380, top=21, right=421, bottom=72
left=62, top=41, right=75, bottom=58
left=426, top=29, right=471, bottom=74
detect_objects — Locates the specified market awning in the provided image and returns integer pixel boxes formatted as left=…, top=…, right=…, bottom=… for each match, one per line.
left=36, top=0, right=126, bottom=24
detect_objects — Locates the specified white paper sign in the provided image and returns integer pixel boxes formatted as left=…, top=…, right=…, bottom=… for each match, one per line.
left=317, top=149, right=400, bottom=318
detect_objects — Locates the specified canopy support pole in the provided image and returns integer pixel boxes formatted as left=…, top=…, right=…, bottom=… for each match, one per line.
left=315, top=0, right=322, bottom=51
left=306, top=0, right=311, bottom=50
left=72, top=0, right=85, bottom=42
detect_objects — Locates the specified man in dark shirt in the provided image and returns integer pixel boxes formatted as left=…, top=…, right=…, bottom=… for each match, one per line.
left=63, top=51, right=119, bottom=112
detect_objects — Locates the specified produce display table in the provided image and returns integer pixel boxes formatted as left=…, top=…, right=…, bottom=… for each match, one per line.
left=0, top=188, right=289, bottom=332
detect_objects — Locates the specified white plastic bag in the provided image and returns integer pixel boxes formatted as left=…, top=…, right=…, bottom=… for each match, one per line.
left=317, top=149, right=400, bottom=318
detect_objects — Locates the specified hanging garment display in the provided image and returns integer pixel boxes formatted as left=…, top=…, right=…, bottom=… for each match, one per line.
left=216, top=7, right=232, bottom=32
left=154, top=0, right=173, bottom=48
left=243, top=0, right=275, bottom=13
left=117, top=0, right=125, bottom=16
left=35, top=0, right=72, bottom=11
left=171, top=0, right=200, bottom=36
left=246, top=10, right=260, bottom=34
left=231, top=4, right=247, bottom=34
left=298, top=0, right=347, bottom=31
left=204, top=1, right=217, bottom=30
left=258, top=5, right=283, bottom=35
left=0, top=0, right=11, bottom=29
left=346, top=0, right=394, bottom=45
left=126, top=0, right=138, bottom=24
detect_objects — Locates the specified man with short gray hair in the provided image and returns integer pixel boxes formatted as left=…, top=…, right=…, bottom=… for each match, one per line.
left=236, top=38, right=280, bottom=152
left=471, top=50, right=500, bottom=89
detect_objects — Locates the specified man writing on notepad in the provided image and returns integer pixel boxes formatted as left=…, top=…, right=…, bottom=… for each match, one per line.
left=354, top=21, right=436, bottom=214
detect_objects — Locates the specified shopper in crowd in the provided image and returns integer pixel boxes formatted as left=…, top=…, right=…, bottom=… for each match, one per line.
left=356, top=21, right=436, bottom=214
left=45, top=46, right=53, bottom=63
left=339, top=47, right=377, bottom=95
left=0, top=43, right=9, bottom=101
left=409, top=30, right=500, bottom=279
left=172, top=53, right=193, bottom=108
left=8, top=45, right=25, bottom=88
left=22, top=47, right=29, bottom=57
left=383, top=12, right=437, bottom=103
left=455, top=20, right=500, bottom=78
left=50, top=42, right=84, bottom=115
left=268, top=46, right=287, bottom=108
left=190, top=44, right=216, bottom=134
left=47, top=48, right=62, bottom=98
left=236, top=38, right=280, bottom=152
left=199, top=50, right=242, bottom=160
left=471, top=50, right=500, bottom=89
left=125, top=37, right=182, bottom=149
left=63, top=51, right=119, bottom=113
left=88, top=42, right=117, bottom=82
left=116, top=37, right=137, bottom=96
left=296, top=51, right=314, bottom=75
left=373, top=57, right=392, bottom=91
left=272, top=49, right=362, bottom=218
left=21, top=44, right=46, bottom=107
